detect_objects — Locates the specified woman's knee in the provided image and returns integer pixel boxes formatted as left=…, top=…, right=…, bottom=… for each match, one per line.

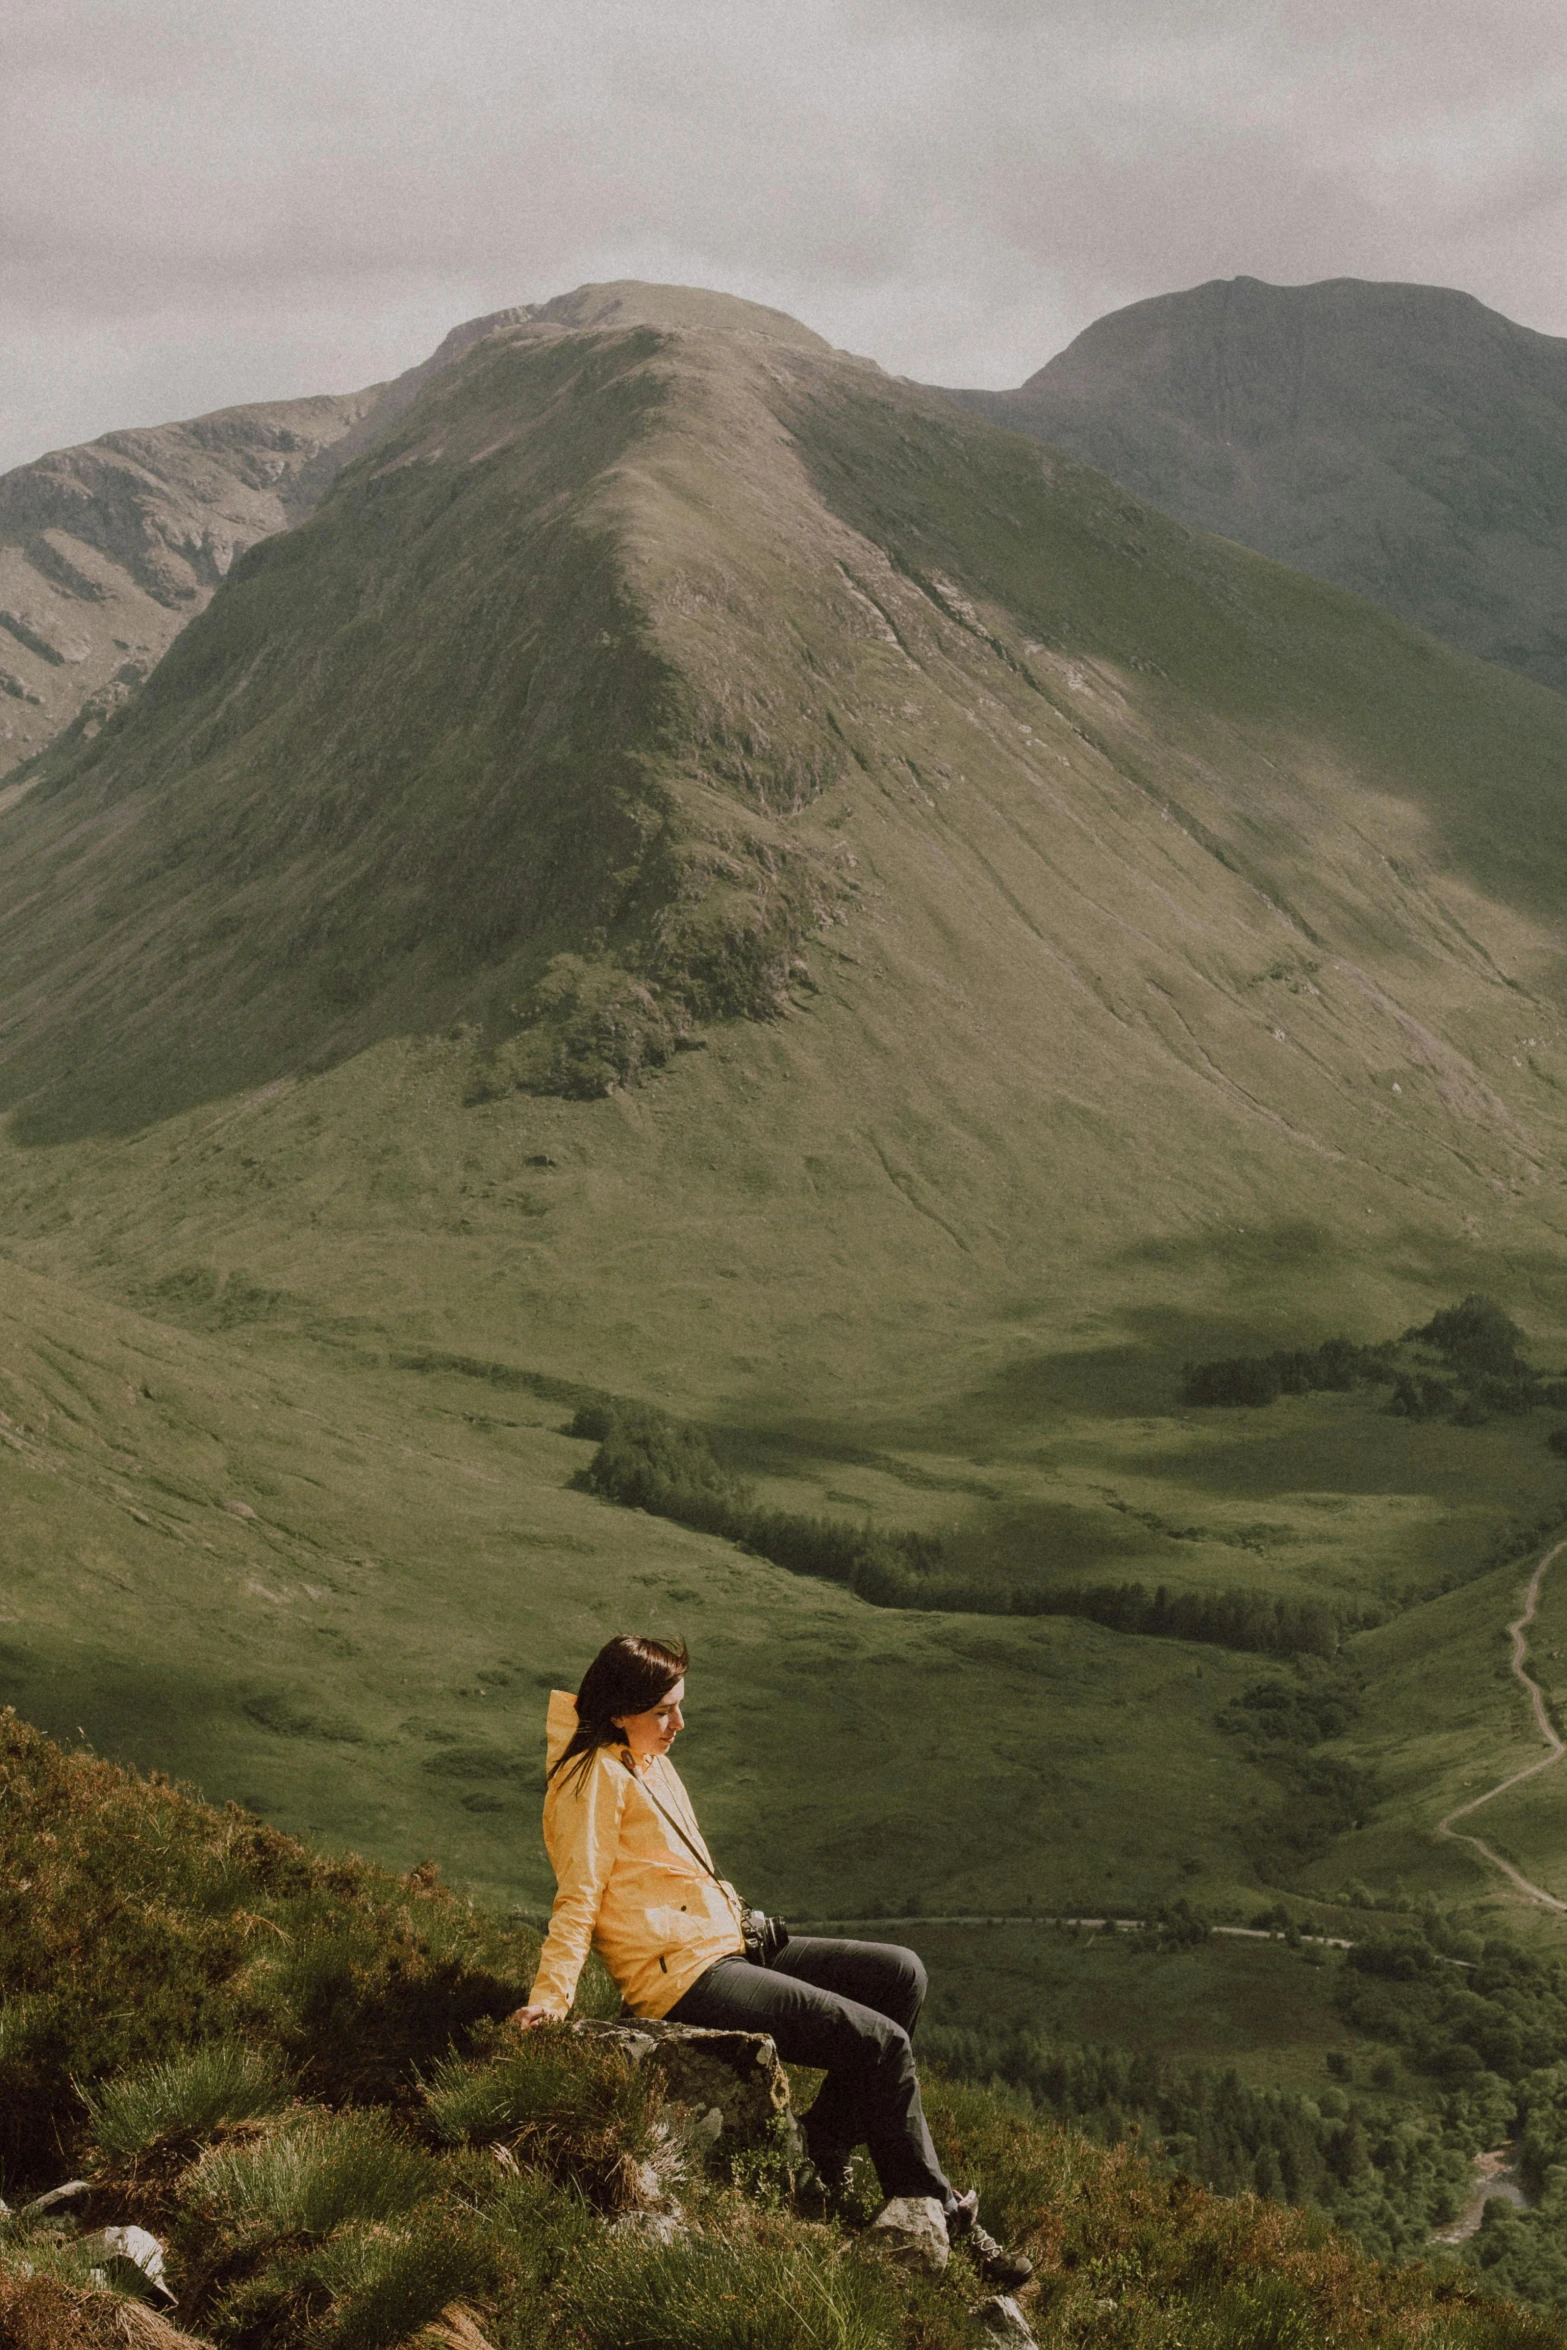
left=866, top=2015, right=918, bottom=2086
left=888, top=1945, right=927, bottom=2003
left=872, top=1943, right=926, bottom=2021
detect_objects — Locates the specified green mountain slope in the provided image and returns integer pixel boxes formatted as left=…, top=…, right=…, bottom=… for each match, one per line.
left=7, top=285, right=1567, bottom=1210
left=943, top=275, right=1567, bottom=695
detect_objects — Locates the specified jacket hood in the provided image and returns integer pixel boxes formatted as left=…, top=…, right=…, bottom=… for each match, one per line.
left=545, top=1689, right=579, bottom=1770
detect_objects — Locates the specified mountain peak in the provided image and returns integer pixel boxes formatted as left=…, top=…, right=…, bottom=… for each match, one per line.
left=520, top=279, right=832, bottom=351
left=943, top=273, right=1567, bottom=693
left=1023, top=272, right=1546, bottom=399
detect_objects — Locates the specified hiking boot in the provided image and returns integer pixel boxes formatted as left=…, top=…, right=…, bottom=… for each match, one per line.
left=801, top=2115, right=855, bottom=2203
left=948, top=2190, right=1034, bottom=2289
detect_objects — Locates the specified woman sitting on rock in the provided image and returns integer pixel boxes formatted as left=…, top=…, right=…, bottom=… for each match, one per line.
left=509, top=1632, right=1031, bottom=2288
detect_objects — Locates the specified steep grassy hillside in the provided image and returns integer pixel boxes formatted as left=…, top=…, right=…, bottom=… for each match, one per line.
left=0, top=283, right=834, bottom=800
left=943, top=275, right=1567, bottom=694
left=1, top=1710, right=1559, bottom=2350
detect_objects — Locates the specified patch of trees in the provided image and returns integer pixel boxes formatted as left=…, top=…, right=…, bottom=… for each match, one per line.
left=1183, top=1337, right=1394, bottom=1409
left=1395, top=1295, right=1567, bottom=1425
left=1012, top=1580, right=1341, bottom=1658
left=1217, top=1661, right=1376, bottom=1872
left=1184, top=1294, right=1567, bottom=1430
left=569, top=1401, right=944, bottom=1608
left=1331, top=1918, right=1567, bottom=2306
left=1337, top=1924, right=1567, bottom=2096
left=573, top=1401, right=1349, bottom=1654
left=922, top=2014, right=1470, bottom=2262
left=932, top=1907, right=1567, bottom=2288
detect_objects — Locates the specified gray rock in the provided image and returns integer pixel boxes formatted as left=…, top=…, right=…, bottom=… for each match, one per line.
left=868, top=2194, right=951, bottom=2273
left=967, top=2295, right=1038, bottom=2345
left=80, top=2225, right=172, bottom=2300
left=17, top=2179, right=90, bottom=2217
left=574, top=2018, right=802, bottom=2161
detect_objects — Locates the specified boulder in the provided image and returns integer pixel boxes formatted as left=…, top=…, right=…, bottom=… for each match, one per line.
left=573, top=2019, right=803, bottom=2162
left=967, top=2295, right=1039, bottom=2345
left=868, top=2194, right=951, bottom=2273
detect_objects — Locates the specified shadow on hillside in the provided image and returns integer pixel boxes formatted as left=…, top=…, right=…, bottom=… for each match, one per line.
left=2, top=1637, right=365, bottom=1815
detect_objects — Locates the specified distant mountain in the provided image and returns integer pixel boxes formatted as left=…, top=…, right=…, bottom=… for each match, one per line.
left=941, top=276, right=1567, bottom=694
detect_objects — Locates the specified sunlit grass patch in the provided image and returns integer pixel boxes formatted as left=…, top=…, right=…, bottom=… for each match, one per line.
left=181, top=2107, right=437, bottom=2241
left=553, top=2225, right=905, bottom=2350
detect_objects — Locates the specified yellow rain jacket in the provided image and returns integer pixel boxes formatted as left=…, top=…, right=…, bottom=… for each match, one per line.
left=527, top=1689, right=746, bottom=2019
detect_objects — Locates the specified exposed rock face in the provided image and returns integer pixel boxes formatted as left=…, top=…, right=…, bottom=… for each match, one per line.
left=942, top=275, right=1567, bottom=694
left=0, top=394, right=377, bottom=787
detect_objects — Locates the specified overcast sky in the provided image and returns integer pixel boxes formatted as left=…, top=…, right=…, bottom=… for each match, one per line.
left=4, top=0, right=1565, bottom=475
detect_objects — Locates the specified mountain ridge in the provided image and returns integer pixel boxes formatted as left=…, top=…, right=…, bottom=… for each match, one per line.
left=0, top=281, right=833, bottom=793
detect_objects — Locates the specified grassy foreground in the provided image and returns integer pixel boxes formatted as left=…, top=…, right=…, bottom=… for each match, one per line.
left=1, top=1709, right=1560, bottom=2350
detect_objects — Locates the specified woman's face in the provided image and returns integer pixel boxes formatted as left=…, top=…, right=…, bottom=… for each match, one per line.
left=615, top=1677, right=685, bottom=1764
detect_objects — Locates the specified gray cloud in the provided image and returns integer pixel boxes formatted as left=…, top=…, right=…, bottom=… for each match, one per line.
left=3, top=0, right=1564, bottom=470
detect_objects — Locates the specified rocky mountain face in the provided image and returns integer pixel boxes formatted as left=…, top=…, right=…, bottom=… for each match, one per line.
left=0, top=393, right=376, bottom=791
left=942, top=275, right=1567, bottom=694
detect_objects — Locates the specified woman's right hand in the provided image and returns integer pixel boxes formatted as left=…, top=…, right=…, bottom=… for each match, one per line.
left=507, top=2004, right=555, bottom=2033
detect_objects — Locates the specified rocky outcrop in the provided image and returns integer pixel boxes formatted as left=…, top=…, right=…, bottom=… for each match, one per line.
left=573, top=2017, right=803, bottom=2164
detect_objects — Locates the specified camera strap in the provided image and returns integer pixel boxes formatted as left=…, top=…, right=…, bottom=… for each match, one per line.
left=623, top=1757, right=742, bottom=1914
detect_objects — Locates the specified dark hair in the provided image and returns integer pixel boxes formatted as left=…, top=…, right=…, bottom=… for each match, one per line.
left=548, top=1634, right=688, bottom=1787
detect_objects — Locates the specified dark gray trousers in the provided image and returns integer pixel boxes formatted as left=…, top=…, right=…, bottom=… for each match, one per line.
left=666, top=1935, right=953, bottom=2207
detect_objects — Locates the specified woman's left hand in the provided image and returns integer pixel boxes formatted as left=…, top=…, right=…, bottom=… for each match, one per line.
left=507, top=2004, right=556, bottom=2033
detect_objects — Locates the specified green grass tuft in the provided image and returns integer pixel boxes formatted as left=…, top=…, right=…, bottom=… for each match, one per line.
left=554, top=2227, right=904, bottom=2350
left=424, top=2026, right=665, bottom=2209
left=182, top=2107, right=438, bottom=2239
left=86, top=2043, right=294, bottom=2160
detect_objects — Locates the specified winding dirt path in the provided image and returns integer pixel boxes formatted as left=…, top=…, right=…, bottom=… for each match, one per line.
left=1435, top=1540, right=1567, bottom=1912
